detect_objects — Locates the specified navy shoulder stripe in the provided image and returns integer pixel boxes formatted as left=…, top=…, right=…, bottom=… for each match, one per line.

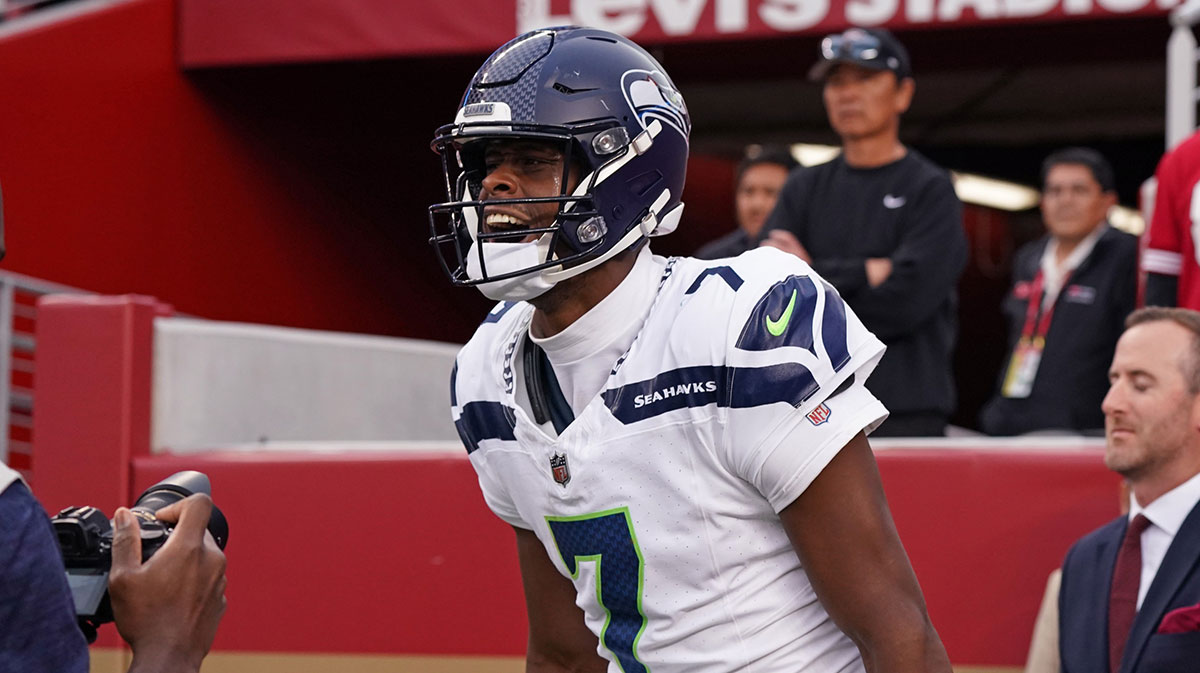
left=602, top=364, right=819, bottom=424
left=818, top=279, right=851, bottom=371
left=735, top=274, right=819, bottom=354
left=455, top=401, right=516, bottom=454
left=483, top=301, right=518, bottom=324
left=735, top=275, right=850, bottom=369
left=684, top=266, right=744, bottom=295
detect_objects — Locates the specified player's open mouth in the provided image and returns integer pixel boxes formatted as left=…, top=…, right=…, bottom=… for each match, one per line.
left=484, top=211, right=538, bottom=242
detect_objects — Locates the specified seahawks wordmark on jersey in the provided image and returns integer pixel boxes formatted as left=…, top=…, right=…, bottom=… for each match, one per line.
left=452, top=248, right=887, bottom=672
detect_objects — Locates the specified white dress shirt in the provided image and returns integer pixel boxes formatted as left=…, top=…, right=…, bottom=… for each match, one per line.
left=1038, top=223, right=1107, bottom=308
left=1128, top=470, right=1200, bottom=609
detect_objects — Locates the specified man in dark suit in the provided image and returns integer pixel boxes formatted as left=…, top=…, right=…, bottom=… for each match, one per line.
left=980, top=148, right=1137, bottom=436
left=1059, top=307, right=1200, bottom=672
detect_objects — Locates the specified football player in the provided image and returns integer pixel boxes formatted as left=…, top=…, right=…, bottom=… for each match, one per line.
left=431, top=26, right=950, bottom=672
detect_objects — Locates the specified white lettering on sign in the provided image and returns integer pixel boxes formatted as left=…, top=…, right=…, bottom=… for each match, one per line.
left=652, top=0, right=709, bottom=34
left=907, top=0, right=936, bottom=21
left=516, top=0, right=570, bottom=33
left=716, top=0, right=750, bottom=31
left=1096, top=0, right=1150, bottom=11
left=516, top=0, right=1176, bottom=38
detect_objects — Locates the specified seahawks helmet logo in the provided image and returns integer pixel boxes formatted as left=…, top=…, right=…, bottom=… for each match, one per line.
left=622, top=70, right=688, bottom=140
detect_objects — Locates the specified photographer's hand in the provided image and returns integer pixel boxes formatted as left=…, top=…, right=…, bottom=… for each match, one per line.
left=109, top=493, right=227, bottom=673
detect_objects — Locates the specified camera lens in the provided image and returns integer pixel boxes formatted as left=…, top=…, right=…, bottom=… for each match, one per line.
left=133, top=471, right=229, bottom=550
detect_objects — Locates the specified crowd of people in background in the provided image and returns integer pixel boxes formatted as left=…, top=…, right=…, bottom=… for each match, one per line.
left=696, top=26, right=1199, bottom=440
left=688, top=29, right=1200, bottom=667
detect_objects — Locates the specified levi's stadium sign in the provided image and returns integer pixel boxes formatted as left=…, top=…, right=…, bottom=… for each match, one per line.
left=178, top=0, right=1179, bottom=67
left=517, top=0, right=1180, bottom=39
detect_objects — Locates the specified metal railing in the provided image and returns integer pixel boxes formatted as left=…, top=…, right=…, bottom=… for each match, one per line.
left=1168, top=0, right=1200, bottom=150
left=0, top=0, right=77, bottom=22
left=0, top=270, right=91, bottom=474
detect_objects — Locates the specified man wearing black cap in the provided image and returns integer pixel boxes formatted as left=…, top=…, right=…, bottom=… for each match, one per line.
left=761, top=27, right=966, bottom=437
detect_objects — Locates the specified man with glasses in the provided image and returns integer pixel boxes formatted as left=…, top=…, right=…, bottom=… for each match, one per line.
left=761, top=27, right=966, bottom=437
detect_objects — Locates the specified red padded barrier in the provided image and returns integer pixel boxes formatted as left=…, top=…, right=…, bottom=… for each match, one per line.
left=33, top=295, right=172, bottom=510
left=877, top=447, right=1121, bottom=665
left=30, top=294, right=1122, bottom=665
left=32, top=294, right=174, bottom=651
left=121, top=446, right=1122, bottom=664
left=130, top=451, right=524, bottom=656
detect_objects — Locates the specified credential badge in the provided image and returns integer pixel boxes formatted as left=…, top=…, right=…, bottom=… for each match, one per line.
left=550, top=452, right=571, bottom=487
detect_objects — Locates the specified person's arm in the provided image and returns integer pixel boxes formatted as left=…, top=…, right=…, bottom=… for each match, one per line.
left=761, top=228, right=812, bottom=263
left=515, top=526, right=607, bottom=673
left=109, top=493, right=227, bottom=673
left=0, top=481, right=90, bottom=673
left=779, top=432, right=951, bottom=672
left=1141, top=145, right=1185, bottom=308
left=811, top=177, right=966, bottom=341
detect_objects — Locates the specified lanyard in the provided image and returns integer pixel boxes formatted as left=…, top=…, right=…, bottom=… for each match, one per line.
left=1019, top=270, right=1068, bottom=343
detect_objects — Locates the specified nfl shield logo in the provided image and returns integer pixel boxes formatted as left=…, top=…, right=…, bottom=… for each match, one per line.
left=807, top=403, right=831, bottom=426
left=550, top=453, right=571, bottom=487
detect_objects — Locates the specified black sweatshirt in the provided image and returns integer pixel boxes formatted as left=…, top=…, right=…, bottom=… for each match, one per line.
left=762, top=151, right=966, bottom=417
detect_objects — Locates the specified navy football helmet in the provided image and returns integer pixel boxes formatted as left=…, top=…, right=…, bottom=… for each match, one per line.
left=429, top=26, right=690, bottom=297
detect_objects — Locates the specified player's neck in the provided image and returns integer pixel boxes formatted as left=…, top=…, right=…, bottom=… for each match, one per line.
left=841, top=133, right=906, bottom=168
left=529, top=254, right=638, bottom=338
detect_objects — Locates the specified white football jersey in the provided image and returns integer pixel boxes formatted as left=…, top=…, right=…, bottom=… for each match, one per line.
left=452, top=248, right=887, bottom=672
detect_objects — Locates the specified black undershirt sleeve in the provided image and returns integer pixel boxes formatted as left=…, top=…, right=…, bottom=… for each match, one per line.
left=1143, top=272, right=1179, bottom=308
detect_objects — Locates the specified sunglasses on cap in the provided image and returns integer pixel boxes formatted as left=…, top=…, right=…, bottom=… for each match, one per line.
left=821, top=29, right=883, bottom=65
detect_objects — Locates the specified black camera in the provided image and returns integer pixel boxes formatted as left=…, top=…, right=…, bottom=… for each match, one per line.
left=50, top=470, right=229, bottom=643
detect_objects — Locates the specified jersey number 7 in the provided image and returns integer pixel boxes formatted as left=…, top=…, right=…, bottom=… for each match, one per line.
left=547, top=507, right=650, bottom=672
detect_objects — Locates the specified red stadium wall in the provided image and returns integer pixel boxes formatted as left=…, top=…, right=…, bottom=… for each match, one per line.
left=0, top=0, right=753, bottom=345
left=32, top=295, right=1124, bottom=670
left=0, top=0, right=496, bottom=342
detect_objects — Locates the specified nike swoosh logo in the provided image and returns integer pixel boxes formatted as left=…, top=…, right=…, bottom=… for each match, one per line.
left=883, top=194, right=906, bottom=209
left=766, top=289, right=797, bottom=336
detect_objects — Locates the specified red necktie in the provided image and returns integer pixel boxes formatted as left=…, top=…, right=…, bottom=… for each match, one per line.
left=1109, top=514, right=1151, bottom=673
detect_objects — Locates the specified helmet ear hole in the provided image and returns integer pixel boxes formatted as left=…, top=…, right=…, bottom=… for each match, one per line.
left=626, top=171, right=663, bottom=197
